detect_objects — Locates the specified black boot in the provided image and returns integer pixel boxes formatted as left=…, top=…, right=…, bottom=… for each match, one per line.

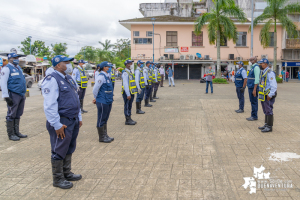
left=144, top=99, right=152, bottom=107
left=6, top=121, right=20, bottom=141
left=261, top=115, right=273, bottom=132
left=125, top=116, right=136, bottom=125
left=14, top=119, right=27, bottom=138
left=104, top=124, right=114, bottom=141
left=258, top=115, right=267, bottom=130
left=97, top=126, right=112, bottom=143
left=139, top=102, right=145, bottom=114
left=153, top=91, right=159, bottom=99
left=136, top=102, right=145, bottom=114
left=150, top=93, right=156, bottom=102
left=51, top=159, right=73, bottom=189
left=80, top=99, right=88, bottom=113
left=63, top=154, right=82, bottom=181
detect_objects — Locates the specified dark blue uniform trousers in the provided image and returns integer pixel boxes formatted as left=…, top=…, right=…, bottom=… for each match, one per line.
left=6, top=92, right=26, bottom=122
left=112, top=82, right=115, bottom=91
left=122, top=93, right=134, bottom=117
left=261, top=97, right=275, bottom=115
left=78, top=87, right=86, bottom=100
left=145, top=85, right=152, bottom=100
left=248, top=88, right=258, bottom=119
left=47, top=117, right=79, bottom=160
left=153, top=82, right=159, bottom=91
left=136, top=88, right=145, bottom=102
left=236, top=87, right=245, bottom=110
left=96, top=102, right=112, bottom=127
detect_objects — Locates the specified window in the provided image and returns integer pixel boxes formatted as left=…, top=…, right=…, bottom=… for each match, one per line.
left=133, top=31, right=139, bottom=37
left=192, top=31, right=203, bottom=46
left=269, top=32, right=275, bottom=47
left=236, top=32, right=247, bottom=46
left=166, top=31, right=178, bottom=46
left=146, top=31, right=153, bottom=37
left=133, top=38, right=152, bottom=44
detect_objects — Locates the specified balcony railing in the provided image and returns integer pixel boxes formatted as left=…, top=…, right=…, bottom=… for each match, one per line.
left=286, top=39, right=300, bottom=49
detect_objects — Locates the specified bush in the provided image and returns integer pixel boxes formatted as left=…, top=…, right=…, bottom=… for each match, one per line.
left=213, top=78, right=228, bottom=84
left=276, top=76, right=283, bottom=83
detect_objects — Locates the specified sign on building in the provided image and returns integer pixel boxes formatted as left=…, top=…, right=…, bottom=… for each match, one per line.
left=165, top=48, right=179, bottom=53
left=181, top=47, right=189, bottom=52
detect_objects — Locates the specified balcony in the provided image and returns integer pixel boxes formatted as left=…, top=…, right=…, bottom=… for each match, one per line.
left=286, top=39, right=300, bottom=49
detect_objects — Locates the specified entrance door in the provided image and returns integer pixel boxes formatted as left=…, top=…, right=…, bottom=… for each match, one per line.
left=189, top=64, right=202, bottom=79
left=174, top=64, right=188, bottom=79
left=292, top=67, right=299, bottom=79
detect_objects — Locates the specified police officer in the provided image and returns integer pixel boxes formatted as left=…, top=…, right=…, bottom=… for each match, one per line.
left=246, top=57, right=260, bottom=121
left=144, top=61, right=152, bottom=107
left=122, top=60, right=138, bottom=125
left=149, top=62, right=156, bottom=103
left=135, top=60, right=146, bottom=114
left=257, top=59, right=277, bottom=132
left=92, top=62, right=114, bottom=143
left=95, top=64, right=101, bottom=80
left=153, top=63, right=160, bottom=99
left=1, top=53, right=27, bottom=141
left=72, top=60, right=88, bottom=113
left=235, top=61, right=247, bottom=113
left=42, top=55, right=82, bottom=189
left=109, top=66, right=116, bottom=90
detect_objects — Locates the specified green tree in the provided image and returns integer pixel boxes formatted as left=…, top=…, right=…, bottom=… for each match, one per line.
left=252, top=0, right=300, bottom=73
left=95, top=48, right=108, bottom=63
left=99, top=39, right=114, bottom=51
left=195, top=0, right=246, bottom=78
left=113, top=39, right=131, bottom=60
left=18, top=37, right=51, bottom=56
left=51, top=43, right=68, bottom=56
left=78, top=46, right=97, bottom=63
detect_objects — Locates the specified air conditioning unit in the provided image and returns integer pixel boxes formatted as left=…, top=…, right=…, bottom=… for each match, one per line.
left=180, top=55, right=185, bottom=60
left=163, top=54, right=168, bottom=59
left=169, top=54, right=174, bottom=60
left=228, top=54, right=234, bottom=60
left=261, top=54, right=268, bottom=59
left=204, top=55, right=210, bottom=60
left=236, top=57, right=243, bottom=60
left=189, top=55, right=195, bottom=60
left=160, top=56, right=165, bottom=61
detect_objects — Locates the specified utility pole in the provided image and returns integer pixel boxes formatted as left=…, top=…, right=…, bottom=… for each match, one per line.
left=250, top=0, right=254, bottom=57
left=151, top=18, right=156, bottom=62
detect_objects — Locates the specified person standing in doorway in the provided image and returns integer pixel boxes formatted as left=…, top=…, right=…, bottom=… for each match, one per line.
left=166, top=66, right=175, bottom=87
left=205, top=66, right=214, bottom=94
left=159, top=65, right=165, bottom=87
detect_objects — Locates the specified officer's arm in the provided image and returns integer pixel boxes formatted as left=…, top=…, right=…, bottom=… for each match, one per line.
left=123, top=73, right=131, bottom=97
left=93, top=75, right=105, bottom=98
left=155, top=69, right=158, bottom=82
left=135, top=70, right=141, bottom=90
left=242, top=70, right=248, bottom=88
left=71, top=75, right=79, bottom=90
left=72, top=69, right=77, bottom=81
left=143, top=69, right=148, bottom=85
left=1, top=67, right=10, bottom=98
left=268, top=73, right=277, bottom=97
left=254, top=66, right=260, bottom=85
left=42, top=77, right=63, bottom=130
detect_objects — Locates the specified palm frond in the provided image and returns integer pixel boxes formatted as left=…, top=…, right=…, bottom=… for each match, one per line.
left=207, top=19, right=217, bottom=45
left=250, top=13, right=272, bottom=32
left=221, top=5, right=247, bottom=22
left=219, top=16, right=238, bottom=43
left=260, top=19, right=273, bottom=48
left=195, top=13, right=216, bottom=34
left=279, top=15, right=299, bottom=39
left=282, top=3, right=300, bottom=14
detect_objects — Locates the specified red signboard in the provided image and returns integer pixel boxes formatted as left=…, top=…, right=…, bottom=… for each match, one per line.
left=181, top=47, right=189, bottom=52
left=36, top=57, right=44, bottom=62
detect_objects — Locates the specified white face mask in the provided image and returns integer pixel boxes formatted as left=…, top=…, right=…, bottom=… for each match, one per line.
left=65, top=63, right=73, bottom=74
left=249, top=62, right=252, bottom=65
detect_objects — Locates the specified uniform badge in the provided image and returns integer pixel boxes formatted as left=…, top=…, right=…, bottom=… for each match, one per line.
left=55, top=57, right=60, bottom=62
left=98, top=80, right=101, bottom=83
left=271, top=77, right=273, bottom=80
left=73, top=73, right=75, bottom=76
left=44, top=88, right=50, bottom=94
left=1, top=72, right=4, bottom=76
left=107, top=80, right=110, bottom=83
left=69, top=79, right=74, bottom=84
left=60, top=81, right=65, bottom=85
left=13, top=69, right=16, bottom=72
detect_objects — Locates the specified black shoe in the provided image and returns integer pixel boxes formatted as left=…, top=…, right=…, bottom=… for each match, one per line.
left=144, top=99, right=152, bottom=107
left=235, top=109, right=240, bottom=112
left=6, top=121, right=20, bottom=141
left=14, top=119, right=27, bottom=138
left=51, top=159, right=73, bottom=189
left=169, top=85, right=171, bottom=87
left=104, top=124, right=114, bottom=141
left=129, top=116, right=137, bottom=124
left=246, top=117, right=258, bottom=121
left=97, top=127, right=112, bottom=143
left=258, top=115, right=267, bottom=130
left=63, top=154, right=82, bottom=181
left=236, top=109, right=244, bottom=113
left=261, top=115, right=273, bottom=132
left=136, top=102, right=145, bottom=114
left=80, top=99, right=88, bottom=114
left=173, top=85, right=175, bottom=87
left=161, top=86, right=164, bottom=87
left=153, top=91, right=159, bottom=99
left=125, top=116, right=136, bottom=125
left=150, top=93, right=156, bottom=102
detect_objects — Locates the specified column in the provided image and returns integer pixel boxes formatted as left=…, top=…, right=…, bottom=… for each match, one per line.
left=188, top=64, right=189, bottom=80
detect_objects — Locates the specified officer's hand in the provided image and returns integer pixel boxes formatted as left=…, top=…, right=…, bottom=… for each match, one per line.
left=252, top=89, right=257, bottom=97
left=92, top=99, right=96, bottom=104
left=127, top=96, right=131, bottom=100
left=138, top=89, right=142, bottom=94
left=146, top=85, right=149, bottom=89
left=56, top=125, right=67, bottom=139
left=267, top=95, right=271, bottom=101
left=5, top=97, right=13, bottom=107
left=240, top=87, right=245, bottom=93
left=79, top=121, right=83, bottom=128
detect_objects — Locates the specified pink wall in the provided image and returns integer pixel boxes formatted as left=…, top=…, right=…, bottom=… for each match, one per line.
left=130, top=24, right=283, bottom=61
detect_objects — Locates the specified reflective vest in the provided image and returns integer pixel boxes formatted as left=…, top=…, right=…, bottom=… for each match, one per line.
left=235, top=68, right=245, bottom=88
left=122, top=70, right=138, bottom=95
left=76, top=66, right=88, bottom=88
left=258, top=69, right=271, bottom=102
left=96, top=73, right=113, bottom=104
left=6, top=64, right=27, bottom=96
left=111, top=71, right=115, bottom=83
left=247, top=64, right=259, bottom=89
left=148, top=69, right=152, bottom=86
left=157, top=68, right=161, bottom=81
left=151, top=69, right=156, bottom=82
left=139, top=69, right=145, bottom=89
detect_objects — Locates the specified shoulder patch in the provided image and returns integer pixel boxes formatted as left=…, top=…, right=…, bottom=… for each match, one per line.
left=44, top=88, right=50, bottom=94
left=98, top=80, right=101, bottom=84
left=270, top=77, right=273, bottom=80
left=1, top=72, right=4, bottom=76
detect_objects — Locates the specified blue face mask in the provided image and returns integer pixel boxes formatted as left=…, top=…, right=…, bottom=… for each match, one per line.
left=107, top=67, right=112, bottom=73
left=12, top=59, right=19, bottom=65
left=140, top=64, right=144, bottom=68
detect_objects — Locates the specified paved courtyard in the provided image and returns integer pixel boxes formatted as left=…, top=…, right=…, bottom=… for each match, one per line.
left=1, top=80, right=300, bottom=200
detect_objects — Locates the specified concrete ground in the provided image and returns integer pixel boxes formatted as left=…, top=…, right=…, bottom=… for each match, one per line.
left=0, top=80, right=300, bottom=200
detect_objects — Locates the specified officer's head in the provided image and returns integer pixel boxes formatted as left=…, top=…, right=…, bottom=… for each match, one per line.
left=78, top=60, right=86, bottom=67
left=98, top=61, right=113, bottom=73
left=249, top=56, right=257, bottom=64
left=52, top=55, right=74, bottom=74
left=146, top=61, right=151, bottom=67
left=137, top=60, right=144, bottom=67
left=237, top=61, right=244, bottom=68
left=258, top=59, right=269, bottom=69
left=124, top=60, right=134, bottom=69
left=7, top=53, right=22, bottom=66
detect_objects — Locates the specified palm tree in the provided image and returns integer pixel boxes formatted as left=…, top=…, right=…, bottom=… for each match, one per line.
left=99, top=39, right=114, bottom=51
left=252, top=0, right=300, bottom=73
left=95, top=48, right=108, bottom=63
left=195, top=0, right=247, bottom=78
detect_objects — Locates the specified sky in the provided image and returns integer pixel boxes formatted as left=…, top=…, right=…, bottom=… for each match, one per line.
left=0, top=0, right=163, bottom=56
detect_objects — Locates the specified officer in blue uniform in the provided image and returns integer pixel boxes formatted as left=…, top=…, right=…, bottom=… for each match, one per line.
left=153, top=63, right=160, bottom=99
left=135, top=60, right=146, bottom=114
left=122, top=60, right=137, bottom=125
left=1, top=53, right=27, bottom=141
left=235, top=61, right=248, bottom=113
left=92, top=61, right=114, bottom=143
left=42, top=55, right=82, bottom=189
left=257, top=59, right=277, bottom=132
left=149, top=62, right=156, bottom=103
left=144, top=61, right=153, bottom=107
left=246, top=57, right=261, bottom=121
left=72, top=60, right=88, bottom=113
